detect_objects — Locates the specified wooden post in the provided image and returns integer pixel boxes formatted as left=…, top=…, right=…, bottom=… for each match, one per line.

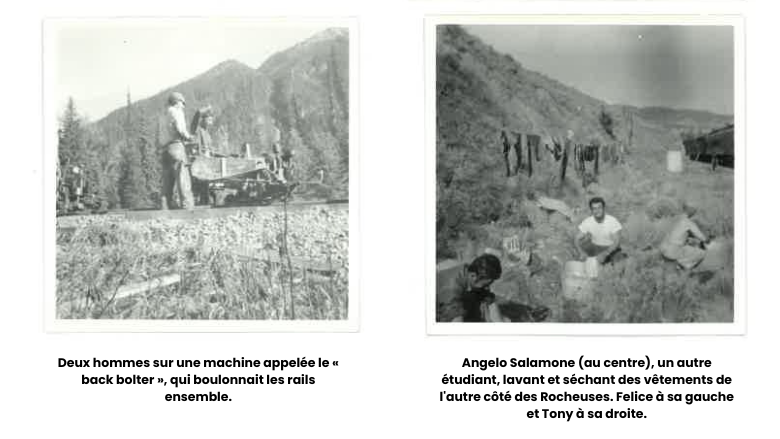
left=112, top=273, right=181, bottom=300
left=57, top=273, right=182, bottom=315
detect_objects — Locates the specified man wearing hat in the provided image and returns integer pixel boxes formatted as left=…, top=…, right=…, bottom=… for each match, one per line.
left=159, top=91, right=194, bottom=210
left=190, top=105, right=215, bottom=158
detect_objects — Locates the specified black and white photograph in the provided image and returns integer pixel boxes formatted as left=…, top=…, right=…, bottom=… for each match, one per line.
left=45, top=18, right=358, bottom=331
left=427, top=16, right=745, bottom=334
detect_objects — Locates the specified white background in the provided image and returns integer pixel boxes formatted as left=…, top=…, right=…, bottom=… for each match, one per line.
left=2, top=1, right=778, bottom=438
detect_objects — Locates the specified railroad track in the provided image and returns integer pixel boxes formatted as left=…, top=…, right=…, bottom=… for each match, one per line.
left=58, top=198, right=348, bottom=222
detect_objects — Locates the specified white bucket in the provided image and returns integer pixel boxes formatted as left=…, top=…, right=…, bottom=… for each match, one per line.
left=562, top=261, right=595, bottom=301
left=584, top=257, right=599, bottom=278
left=667, top=150, right=683, bottom=173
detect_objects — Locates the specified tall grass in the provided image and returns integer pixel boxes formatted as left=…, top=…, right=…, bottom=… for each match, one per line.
left=56, top=214, right=348, bottom=320
left=436, top=149, right=734, bottom=323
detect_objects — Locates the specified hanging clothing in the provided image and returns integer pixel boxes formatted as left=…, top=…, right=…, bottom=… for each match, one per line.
left=527, top=134, right=541, bottom=162
left=513, top=132, right=523, bottom=175
left=501, top=131, right=512, bottom=177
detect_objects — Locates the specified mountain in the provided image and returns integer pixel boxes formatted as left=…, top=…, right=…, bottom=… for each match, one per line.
left=96, top=59, right=256, bottom=139
left=91, top=27, right=349, bottom=198
left=435, top=25, right=734, bottom=253
left=631, top=106, right=732, bottom=135
left=436, top=25, right=731, bottom=154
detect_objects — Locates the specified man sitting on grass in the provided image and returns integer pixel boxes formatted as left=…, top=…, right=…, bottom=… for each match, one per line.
left=575, top=197, right=625, bottom=265
left=660, top=203, right=711, bottom=270
left=444, top=254, right=549, bottom=323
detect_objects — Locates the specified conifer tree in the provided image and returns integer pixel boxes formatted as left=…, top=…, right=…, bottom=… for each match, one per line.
left=58, top=98, right=87, bottom=171
left=118, top=92, right=148, bottom=208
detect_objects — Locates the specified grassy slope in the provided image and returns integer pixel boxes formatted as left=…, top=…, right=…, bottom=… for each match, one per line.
left=436, top=25, right=734, bottom=323
left=56, top=209, right=349, bottom=320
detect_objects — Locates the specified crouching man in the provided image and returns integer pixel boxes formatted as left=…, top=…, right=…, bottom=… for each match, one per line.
left=576, top=197, right=625, bottom=265
left=442, top=254, right=549, bottom=323
left=660, top=204, right=711, bottom=270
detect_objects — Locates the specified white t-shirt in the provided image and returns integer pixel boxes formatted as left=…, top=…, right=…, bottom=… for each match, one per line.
left=578, top=215, right=622, bottom=246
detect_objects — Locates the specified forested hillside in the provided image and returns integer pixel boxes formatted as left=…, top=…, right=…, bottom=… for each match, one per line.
left=57, top=27, right=349, bottom=209
left=436, top=24, right=732, bottom=249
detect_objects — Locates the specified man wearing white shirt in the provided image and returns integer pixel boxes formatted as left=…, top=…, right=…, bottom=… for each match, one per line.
left=575, top=197, right=624, bottom=265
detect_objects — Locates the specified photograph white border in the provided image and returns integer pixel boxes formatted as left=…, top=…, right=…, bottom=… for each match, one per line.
left=425, top=14, right=747, bottom=336
left=44, top=16, right=360, bottom=333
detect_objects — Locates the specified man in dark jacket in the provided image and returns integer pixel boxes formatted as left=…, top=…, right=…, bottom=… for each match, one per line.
left=439, top=254, right=550, bottom=323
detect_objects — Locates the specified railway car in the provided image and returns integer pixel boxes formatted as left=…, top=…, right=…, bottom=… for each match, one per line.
left=683, top=124, right=734, bottom=170
left=189, top=155, right=296, bottom=207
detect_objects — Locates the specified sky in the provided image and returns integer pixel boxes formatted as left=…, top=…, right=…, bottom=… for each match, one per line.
left=465, top=25, right=735, bottom=115
left=50, top=19, right=333, bottom=121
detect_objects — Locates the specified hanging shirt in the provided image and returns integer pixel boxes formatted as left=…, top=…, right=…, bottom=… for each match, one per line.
left=501, top=132, right=511, bottom=155
left=527, top=134, right=541, bottom=160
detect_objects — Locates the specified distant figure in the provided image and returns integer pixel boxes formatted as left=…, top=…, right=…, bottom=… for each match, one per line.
left=317, top=168, right=325, bottom=184
left=70, top=165, right=84, bottom=202
left=159, top=91, right=194, bottom=210
left=60, top=164, right=85, bottom=212
left=190, top=105, right=215, bottom=157
left=576, top=197, right=624, bottom=265
left=660, top=204, right=711, bottom=270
